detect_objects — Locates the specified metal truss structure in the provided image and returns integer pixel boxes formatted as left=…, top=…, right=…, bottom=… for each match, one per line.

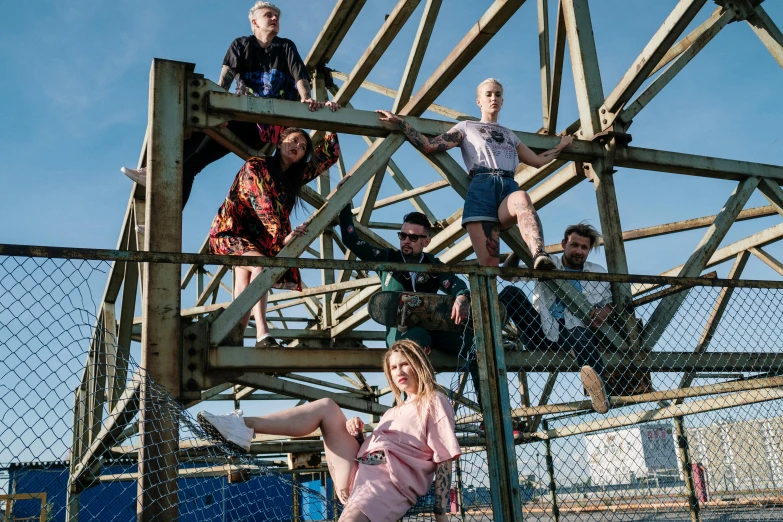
left=60, top=0, right=783, bottom=520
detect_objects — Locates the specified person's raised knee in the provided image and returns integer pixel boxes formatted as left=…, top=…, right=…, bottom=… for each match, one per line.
left=314, top=397, right=338, bottom=411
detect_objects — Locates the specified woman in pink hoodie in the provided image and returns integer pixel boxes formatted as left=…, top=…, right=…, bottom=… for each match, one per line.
left=198, top=340, right=461, bottom=522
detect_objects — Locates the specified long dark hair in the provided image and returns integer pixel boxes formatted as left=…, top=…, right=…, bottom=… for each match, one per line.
left=273, top=127, right=317, bottom=210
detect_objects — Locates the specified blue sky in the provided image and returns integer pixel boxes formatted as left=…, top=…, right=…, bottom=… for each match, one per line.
left=1, top=1, right=782, bottom=280
left=1, top=0, right=783, bottom=487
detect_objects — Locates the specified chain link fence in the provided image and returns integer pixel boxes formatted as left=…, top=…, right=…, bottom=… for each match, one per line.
left=451, top=271, right=783, bottom=521
left=0, top=255, right=339, bottom=521
left=2, top=249, right=783, bottom=521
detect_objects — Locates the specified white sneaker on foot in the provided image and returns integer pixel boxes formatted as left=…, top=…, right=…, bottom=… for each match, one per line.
left=580, top=366, right=610, bottom=414
left=197, top=410, right=254, bottom=452
left=121, top=166, right=147, bottom=187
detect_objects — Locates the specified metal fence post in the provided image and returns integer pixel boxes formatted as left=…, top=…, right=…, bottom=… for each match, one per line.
left=674, top=416, right=701, bottom=522
left=137, top=58, right=189, bottom=521
left=469, top=274, right=524, bottom=521
left=542, top=420, right=560, bottom=522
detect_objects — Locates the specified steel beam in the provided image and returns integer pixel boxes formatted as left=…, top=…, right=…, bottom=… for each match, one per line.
left=750, top=246, right=783, bottom=276
left=469, top=274, right=523, bottom=521
left=200, top=87, right=783, bottom=181
left=621, top=7, right=735, bottom=124
left=525, top=386, right=783, bottom=440
left=480, top=372, right=783, bottom=419
left=747, top=5, right=783, bottom=69
left=70, top=373, right=141, bottom=488
left=547, top=0, right=566, bottom=135
left=538, top=0, right=552, bottom=130
left=674, top=416, right=702, bottom=522
left=600, top=0, right=708, bottom=117
left=758, top=177, right=783, bottom=217
left=400, top=0, right=526, bottom=116
left=642, top=177, right=760, bottom=349
left=231, top=373, right=388, bottom=416
left=633, top=223, right=783, bottom=294
left=331, top=0, right=422, bottom=105
left=305, top=0, right=367, bottom=68
left=393, top=0, right=443, bottom=112
left=677, top=251, right=750, bottom=397
left=138, top=59, right=188, bottom=522
left=615, top=146, right=783, bottom=182
left=330, top=70, right=476, bottom=122
left=207, top=347, right=783, bottom=374
left=5, top=243, right=783, bottom=289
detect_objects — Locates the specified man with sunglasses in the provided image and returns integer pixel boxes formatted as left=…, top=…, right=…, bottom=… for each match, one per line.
left=338, top=205, right=471, bottom=358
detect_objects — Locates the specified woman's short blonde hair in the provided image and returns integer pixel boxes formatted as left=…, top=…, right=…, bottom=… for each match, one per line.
left=476, top=78, right=504, bottom=97
left=249, top=1, right=281, bottom=23
left=383, top=340, right=437, bottom=411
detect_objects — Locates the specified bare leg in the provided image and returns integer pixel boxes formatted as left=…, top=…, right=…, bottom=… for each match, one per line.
left=498, top=191, right=546, bottom=255
left=235, top=251, right=269, bottom=340
left=233, top=267, right=253, bottom=332
left=243, top=398, right=359, bottom=503
left=466, top=222, right=501, bottom=267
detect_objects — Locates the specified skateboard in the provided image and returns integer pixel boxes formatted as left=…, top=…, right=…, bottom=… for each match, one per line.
left=369, top=291, right=470, bottom=333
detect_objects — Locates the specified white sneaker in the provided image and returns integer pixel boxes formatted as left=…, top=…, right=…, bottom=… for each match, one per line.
left=121, top=166, right=147, bottom=187
left=197, top=410, right=254, bottom=452
left=580, top=366, right=610, bottom=414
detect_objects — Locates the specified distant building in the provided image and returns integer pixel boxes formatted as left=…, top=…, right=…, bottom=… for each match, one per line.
left=686, top=417, right=783, bottom=492
left=585, top=423, right=679, bottom=486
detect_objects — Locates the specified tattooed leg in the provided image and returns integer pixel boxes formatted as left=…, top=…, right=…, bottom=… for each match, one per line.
left=482, top=222, right=501, bottom=259
left=510, top=192, right=545, bottom=254
left=433, top=460, right=453, bottom=515
left=466, top=222, right=501, bottom=266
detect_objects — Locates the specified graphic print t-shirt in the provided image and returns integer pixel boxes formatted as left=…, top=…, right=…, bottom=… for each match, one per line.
left=223, top=36, right=307, bottom=101
left=451, top=120, right=522, bottom=172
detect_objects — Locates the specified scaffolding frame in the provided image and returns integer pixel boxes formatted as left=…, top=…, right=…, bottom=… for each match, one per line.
left=53, top=0, right=783, bottom=520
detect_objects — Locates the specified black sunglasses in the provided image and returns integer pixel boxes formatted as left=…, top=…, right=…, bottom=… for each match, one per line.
left=397, top=232, right=426, bottom=242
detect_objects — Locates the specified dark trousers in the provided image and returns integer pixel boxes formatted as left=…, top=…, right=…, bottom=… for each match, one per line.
left=498, top=286, right=605, bottom=377
left=180, top=120, right=264, bottom=208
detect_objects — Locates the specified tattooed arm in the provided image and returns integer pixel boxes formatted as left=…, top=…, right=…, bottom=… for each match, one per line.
left=218, top=65, right=236, bottom=90
left=376, top=110, right=463, bottom=154
left=515, top=135, right=574, bottom=169
left=433, top=460, right=453, bottom=520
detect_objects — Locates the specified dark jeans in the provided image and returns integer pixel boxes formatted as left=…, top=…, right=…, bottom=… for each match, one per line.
left=180, top=120, right=264, bottom=208
left=387, top=326, right=481, bottom=404
left=498, top=286, right=605, bottom=377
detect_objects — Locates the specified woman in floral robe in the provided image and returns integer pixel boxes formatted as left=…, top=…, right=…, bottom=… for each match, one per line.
left=209, top=127, right=340, bottom=348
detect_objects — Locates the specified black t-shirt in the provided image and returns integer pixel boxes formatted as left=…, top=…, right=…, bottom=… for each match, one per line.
left=222, top=35, right=307, bottom=101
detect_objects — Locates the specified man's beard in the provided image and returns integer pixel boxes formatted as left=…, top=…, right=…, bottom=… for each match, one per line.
left=401, top=246, right=414, bottom=255
left=563, top=253, right=585, bottom=269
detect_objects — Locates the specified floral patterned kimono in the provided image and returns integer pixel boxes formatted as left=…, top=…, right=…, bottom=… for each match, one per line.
left=209, top=131, right=340, bottom=290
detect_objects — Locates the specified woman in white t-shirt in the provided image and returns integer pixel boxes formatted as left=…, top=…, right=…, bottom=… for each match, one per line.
left=377, top=78, right=572, bottom=269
